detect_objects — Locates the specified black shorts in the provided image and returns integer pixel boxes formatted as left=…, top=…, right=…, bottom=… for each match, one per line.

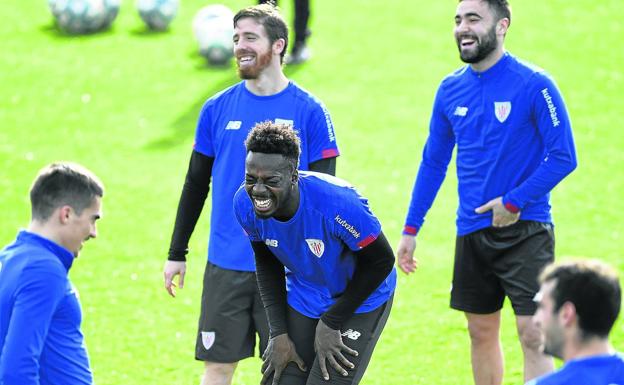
left=195, top=261, right=269, bottom=362
left=450, top=220, right=554, bottom=316
left=272, top=297, right=393, bottom=385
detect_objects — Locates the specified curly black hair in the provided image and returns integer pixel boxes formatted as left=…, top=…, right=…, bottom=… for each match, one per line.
left=244, top=121, right=300, bottom=168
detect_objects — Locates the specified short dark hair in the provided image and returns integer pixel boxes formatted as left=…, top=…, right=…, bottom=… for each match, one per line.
left=233, top=3, right=289, bottom=62
left=540, top=260, right=621, bottom=339
left=460, top=0, right=511, bottom=25
left=30, top=162, right=104, bottom=221
left=244, top=121, right=300, bottom=169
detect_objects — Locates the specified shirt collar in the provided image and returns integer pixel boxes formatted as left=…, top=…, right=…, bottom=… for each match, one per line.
left=469, top=51, right=511, bottom=79
left=17, top=230, right=74, bottom=271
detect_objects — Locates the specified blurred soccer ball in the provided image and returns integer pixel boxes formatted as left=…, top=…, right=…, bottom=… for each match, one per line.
left=137, top=0, right=178, bottom=31
left=49, top=0, right=120, bottom=34
left=192, top=4, right=234, bottom=66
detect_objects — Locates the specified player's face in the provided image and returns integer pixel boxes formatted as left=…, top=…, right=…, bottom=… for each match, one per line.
left=454, top=0, right=499, bottom=64
left=532, top=280, right=565, bottom=359
left=233, top=18, right=273, bottom=79
left=61, top=197, right=102, bottom=257
left=245, top=151, right=298, bottom=220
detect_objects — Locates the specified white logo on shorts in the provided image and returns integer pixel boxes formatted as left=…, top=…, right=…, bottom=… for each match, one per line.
left=201, top=331, right=216, bottom=350
left=341, top=329, right=361, bottom=340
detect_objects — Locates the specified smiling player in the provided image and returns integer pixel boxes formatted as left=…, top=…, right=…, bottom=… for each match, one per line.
left=396, top=1, right=577, bottom=384
left=234, top=122, right=396, bottom=385
left=162, top=4, right=339, bottom=385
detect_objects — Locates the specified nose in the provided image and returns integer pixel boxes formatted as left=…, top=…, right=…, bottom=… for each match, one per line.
left=252, top=182, right=267, bottom=195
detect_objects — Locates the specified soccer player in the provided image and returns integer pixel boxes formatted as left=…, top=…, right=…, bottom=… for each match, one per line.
left=234, top=122, right=396, bottom=385
left=162, top=4, right=339, bottom=385
left=0, top=163, right=104, bottom=385
left=258, top=0, right=312, bottom=64
left=528, top=260, right=624, bottom=384
left=396, top=1, right=577, bottom=384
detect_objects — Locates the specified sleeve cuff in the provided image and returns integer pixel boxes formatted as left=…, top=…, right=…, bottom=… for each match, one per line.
left=502, top=198, right=521, bottom=214
left=402, top=225, right=419, bottom=236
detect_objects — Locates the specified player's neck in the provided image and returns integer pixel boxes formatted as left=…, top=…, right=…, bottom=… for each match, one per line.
left=470, top=47, right=505, bottom=73
left=563, top=335, right=613, bottom=362
left=244, top=66, right=289, bottom=96
left=274, top=185, right=300, bottom=222
left=27, top=220, right=64, bottom=250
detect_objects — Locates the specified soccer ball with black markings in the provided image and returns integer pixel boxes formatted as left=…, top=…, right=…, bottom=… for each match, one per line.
left=192, top=4, right=235, bottom=66
left=136, top=0, right=178, bottom=31
left=49, top=0, right=120, bottom=34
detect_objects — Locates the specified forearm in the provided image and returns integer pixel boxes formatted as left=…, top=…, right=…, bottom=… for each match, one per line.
left=404, top=149, right=451, bottom=235
left=251, top=241, right=288, bottom=337
left=321, top=233, right=395, bottom=329
left=503, top=153, right=577, bottom=211
left=168, top=151, right=213, bottom=261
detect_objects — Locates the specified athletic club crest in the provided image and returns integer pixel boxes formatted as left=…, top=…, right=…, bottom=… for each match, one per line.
left=305, top=239, right=325, bottom=258
left=201, top=331, right=215, bottom=350
left=494, top=101, right=511, bottom=123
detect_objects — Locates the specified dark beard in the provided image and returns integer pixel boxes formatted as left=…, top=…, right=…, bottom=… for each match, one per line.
left=237, top=50, right=272, bottom=79
left=457, top=24, right=498, bottom=64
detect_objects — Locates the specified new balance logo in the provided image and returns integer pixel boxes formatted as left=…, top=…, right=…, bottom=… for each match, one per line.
left=341, top=329, right=361, bottom=340
left=454, top=106, right=468, bottom=116
left=265, top=239, right=278, bottom=247
left=274, top=118, right=294, bottom=127
left=225, top=121, right=242, bottom=130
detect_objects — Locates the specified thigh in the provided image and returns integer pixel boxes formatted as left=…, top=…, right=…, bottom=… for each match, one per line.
left=305, top=297, right=393, bottom=385
left=451, top=232, right=505, bottom=314
left=492, top=221, right=555, bottom=315
left=195, top=262, right=260, bottom=362
left=267, top=306, right=317, bottom=385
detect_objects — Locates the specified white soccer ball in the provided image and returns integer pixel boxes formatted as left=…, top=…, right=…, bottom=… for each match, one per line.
left=136, top=0, right=178, bottom=31
left=49, top=0, right=120, bottom=34
left=192, top=4, right=235, bottom=66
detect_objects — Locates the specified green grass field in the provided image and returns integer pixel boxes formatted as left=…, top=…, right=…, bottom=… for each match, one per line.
left=1, top=0, right=623, bottom=384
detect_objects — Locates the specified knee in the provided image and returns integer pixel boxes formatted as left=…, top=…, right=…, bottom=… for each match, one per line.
left=467, top=320, right=499, bottom=345
left=203, top=362, right=237, bottom=384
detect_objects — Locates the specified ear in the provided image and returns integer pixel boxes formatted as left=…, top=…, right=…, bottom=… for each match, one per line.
left=558, top=301, right=577, bottom=327
left=291, top=168, right=299, bottom=183
left=497, top=18, right=510, bottom=35
left=272, top=38, right=286, bottom=56
left=57, top=205, right=73, bottom=225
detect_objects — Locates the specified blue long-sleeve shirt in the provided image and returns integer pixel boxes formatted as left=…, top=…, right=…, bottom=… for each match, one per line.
left=404, top=52, right=577, bottom=236
left=0, top=231, right=92, bottom=385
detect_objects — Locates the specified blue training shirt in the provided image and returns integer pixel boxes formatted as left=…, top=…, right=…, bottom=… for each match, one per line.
left=194, top=81, right=340, bottom=271
left=234, top=171, right=397, bottom=318
left=404, top=52, right=577, bottom=236
left=526, top=353, right=624, bottom=385
left=0, top=231, right=92, bottom=385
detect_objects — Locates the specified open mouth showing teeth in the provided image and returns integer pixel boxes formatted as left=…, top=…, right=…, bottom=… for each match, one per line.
left=254, top=198, right=271, bottom=209
left=239, top=55, right=254, bottom=63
